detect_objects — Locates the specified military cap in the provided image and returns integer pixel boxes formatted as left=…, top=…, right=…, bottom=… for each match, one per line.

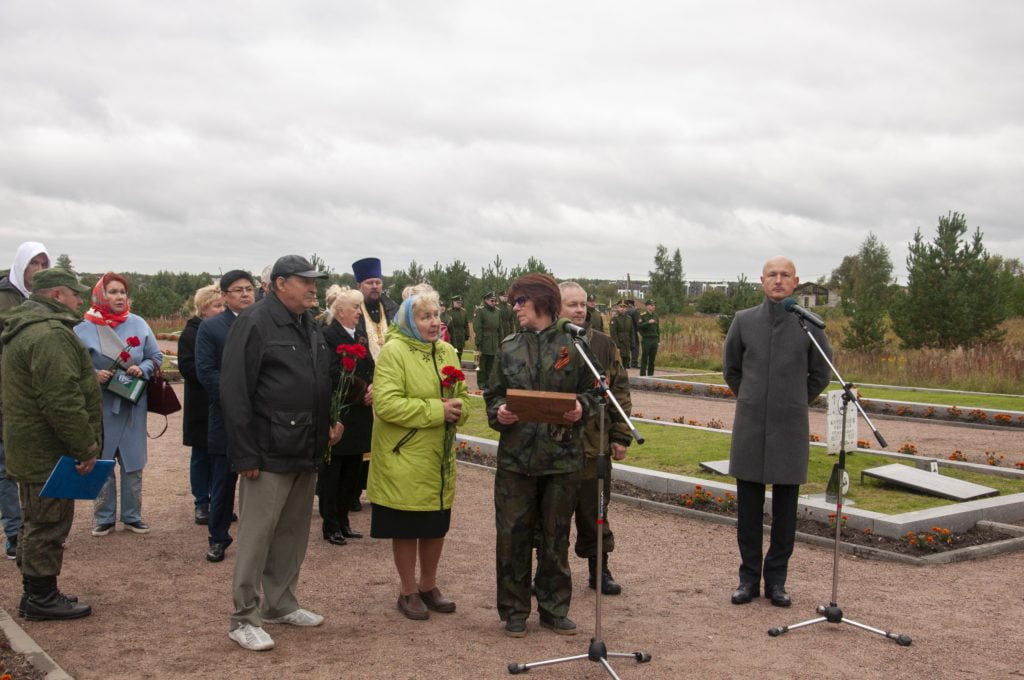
left=31, top=267, right=89, bottom=293
left=587, top=293, right=596, bottom=301
left=616, top=299, right=626, bottom=306
left=483, top=291, right=496, bottom=299
left=451, top=295, right=463, bottom=302
left=645, top=299, right=656, bottom=305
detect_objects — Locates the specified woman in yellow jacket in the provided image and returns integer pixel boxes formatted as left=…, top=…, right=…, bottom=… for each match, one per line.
left=368, top=289, right=469, bottom=620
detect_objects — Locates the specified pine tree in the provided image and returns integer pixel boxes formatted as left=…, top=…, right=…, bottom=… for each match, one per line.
left=842, top=233, right=893, bottom=351
left=891, top=212, right=1005, bottom=348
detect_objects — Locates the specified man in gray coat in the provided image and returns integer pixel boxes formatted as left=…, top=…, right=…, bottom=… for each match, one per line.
left=723, top=256, right=831, bottom=608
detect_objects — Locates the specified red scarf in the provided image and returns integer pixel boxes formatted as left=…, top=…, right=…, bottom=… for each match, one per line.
left=83, top=273, right=131, bottom=328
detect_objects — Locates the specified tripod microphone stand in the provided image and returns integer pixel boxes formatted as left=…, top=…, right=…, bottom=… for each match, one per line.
left=767, top=317, right=911, bottom=646
left=508, top=334, right=650, bottom=677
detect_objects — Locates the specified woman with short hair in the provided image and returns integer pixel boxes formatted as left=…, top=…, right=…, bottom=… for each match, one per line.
left=319, top=285, right=373, bottom=545
left=484, top=273, right=595, bottom=637
left=74, top=272, right=163, bottom=536
left=367, top=290, right=469, bottom=620
left=177, top=283, right=224, bottom=524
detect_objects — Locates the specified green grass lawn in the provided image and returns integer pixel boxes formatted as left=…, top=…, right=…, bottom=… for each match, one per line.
left=458, top=397, right=1024, bottom=515
left=652, top=369, right=1024, bottom=411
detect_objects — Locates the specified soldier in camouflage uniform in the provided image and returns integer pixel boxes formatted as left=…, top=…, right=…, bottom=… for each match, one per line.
left=585, top=294, right=605, bottom=333
left=2, top=268, right=100, bottom=621
left=626, top=299, right=641, bottom=368
left=473, top=291, right=502, bottom=391
left=446, top=296, right=470, bottom=364
left=485, top=274, right=595, bottom=638
left=638, top=299, right=660, bottom=376
left=498, top=292, right=516, bottom=339
left=610, top=300, right=634, bottom=372
left=559, top=283, right=631, bottom=595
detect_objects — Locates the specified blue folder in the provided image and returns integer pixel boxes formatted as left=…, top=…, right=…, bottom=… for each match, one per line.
left=39, top=456, right=115, bottom=500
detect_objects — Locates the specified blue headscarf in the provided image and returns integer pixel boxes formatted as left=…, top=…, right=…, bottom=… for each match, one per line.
left=395, top=295, right=426, bottom=342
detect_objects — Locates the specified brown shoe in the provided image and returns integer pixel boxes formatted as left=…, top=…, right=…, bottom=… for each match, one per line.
left=397, top=593, right=429, bottom=620
left=418, top=587, right=456, bottom=613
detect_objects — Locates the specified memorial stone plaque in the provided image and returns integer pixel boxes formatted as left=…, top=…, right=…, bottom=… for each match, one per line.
left=826, top=390, right=858, bottom=454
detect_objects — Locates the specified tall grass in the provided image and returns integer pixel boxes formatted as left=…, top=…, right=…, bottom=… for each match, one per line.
left=658, top=315, right=1024, bottom=394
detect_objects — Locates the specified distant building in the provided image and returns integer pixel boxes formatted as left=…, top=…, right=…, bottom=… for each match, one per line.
left=793, top=282, right=839, bottom=308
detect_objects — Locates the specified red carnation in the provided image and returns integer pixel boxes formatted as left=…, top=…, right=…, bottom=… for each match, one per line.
left=126, top=336, right=141, bottom=347
left=350, top=344, right=367, bottom=359
left=119, top=351, right=131, bottom=363
left=335, top=344, right=345, bottom=355
left=341, top=356, right=356, bottom=372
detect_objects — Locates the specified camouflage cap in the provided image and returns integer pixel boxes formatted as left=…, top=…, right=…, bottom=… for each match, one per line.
left=32, top=267, right=89, bottom=293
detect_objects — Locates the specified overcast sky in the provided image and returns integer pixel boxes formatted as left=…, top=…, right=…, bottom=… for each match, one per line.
left=1, top=1, right=1021, bottom=284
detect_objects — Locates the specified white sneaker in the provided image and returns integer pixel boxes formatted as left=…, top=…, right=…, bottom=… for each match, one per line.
left=264, top=608, right=324, bottom=627
left=228, top=623, right=275, bottom=651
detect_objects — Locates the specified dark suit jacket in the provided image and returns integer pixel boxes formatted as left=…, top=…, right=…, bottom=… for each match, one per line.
left=195, top=308, right=237, bottom=456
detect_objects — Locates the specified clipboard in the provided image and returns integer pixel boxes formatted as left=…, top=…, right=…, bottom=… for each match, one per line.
left=39, top=456, right=115, bottom=500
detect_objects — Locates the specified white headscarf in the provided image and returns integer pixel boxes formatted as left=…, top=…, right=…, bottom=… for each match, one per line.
left=9, top=241, right=50, bottom=297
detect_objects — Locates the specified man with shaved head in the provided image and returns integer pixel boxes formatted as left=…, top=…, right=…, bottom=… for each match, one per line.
left=723, top=256, right=831, bottom=608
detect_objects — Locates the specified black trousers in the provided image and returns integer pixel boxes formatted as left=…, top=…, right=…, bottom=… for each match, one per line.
left=208, top=454, right=237, bottom=547
left=318, top=454, right=363, bottom=532
left=736, top=479, right=799, bottom=587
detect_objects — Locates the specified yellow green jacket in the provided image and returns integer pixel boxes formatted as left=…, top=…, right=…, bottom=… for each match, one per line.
left=368, top=325, right=469, bottom=511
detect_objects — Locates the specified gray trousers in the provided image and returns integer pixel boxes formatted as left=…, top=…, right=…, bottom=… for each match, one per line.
left=0, top=441, right=23, bottom=538
left=230, top=470, right=316, bottom=629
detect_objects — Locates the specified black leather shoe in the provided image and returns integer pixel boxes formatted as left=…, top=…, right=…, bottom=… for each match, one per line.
left=731, top=582, right=759, bottom=604
left=194, top=506, right=209, bottom=525
left=766, top=584, right=791, bottom=607
left=206, top=543, right=228, bottom=563
left=340, top=526, right=362, bottom=539
left=323, top=530, right=347, bottom=546
left=349, top=498, right=363, bottom=512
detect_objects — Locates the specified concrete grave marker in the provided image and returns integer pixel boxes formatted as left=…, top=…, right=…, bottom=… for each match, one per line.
left=860, top=463, right=999, bottom=501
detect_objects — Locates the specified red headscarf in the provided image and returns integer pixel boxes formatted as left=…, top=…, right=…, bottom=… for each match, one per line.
left=83, top=272, right=132, bottom=328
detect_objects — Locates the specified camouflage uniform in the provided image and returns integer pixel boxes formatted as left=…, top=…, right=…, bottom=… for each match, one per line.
left=447, top=304, right=470, bottom=363
left=574, top=329, right=631, bottom=559
left=485, top=322, right=595, bottom=624
left=638, top=308, right=660, bottom=376
left=473, top=301, right=502, bottom=390
left=610, top=310, right=633, bottom=366
left=586, top=305, right=605, bottom=333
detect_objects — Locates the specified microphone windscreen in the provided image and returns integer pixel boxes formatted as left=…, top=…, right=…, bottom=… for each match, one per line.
left=782, top=297, right=797, bottom=312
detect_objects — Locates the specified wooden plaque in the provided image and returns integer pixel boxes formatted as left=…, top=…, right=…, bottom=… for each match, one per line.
left=505, top=389, right=577, bottom=424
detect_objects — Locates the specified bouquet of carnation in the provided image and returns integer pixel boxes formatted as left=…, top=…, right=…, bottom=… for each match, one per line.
left=325, top=343, right=368, bottom=464
left=105, top=335, right=145, bottom=403
left=440, top=364, right=466, bottom=478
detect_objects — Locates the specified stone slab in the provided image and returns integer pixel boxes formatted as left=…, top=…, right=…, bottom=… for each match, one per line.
left=861, top=463, right=999, bottom=501
left=699, top=459, right=731, bottom=476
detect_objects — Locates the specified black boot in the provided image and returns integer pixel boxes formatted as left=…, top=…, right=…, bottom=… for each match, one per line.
left=588, top=556, right=622, bottom=595
left=20, top=575, right=91, bottom=621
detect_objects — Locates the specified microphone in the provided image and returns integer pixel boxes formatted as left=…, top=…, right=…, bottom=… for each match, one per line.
left=782, top=297, right=826, bottom=329
left=556, top=318, right=588, bottom=337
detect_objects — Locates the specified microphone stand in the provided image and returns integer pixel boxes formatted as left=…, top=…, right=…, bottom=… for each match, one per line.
left=508, top=331, right=650, bottom=677
left=767, top=317, right=911, bottom=646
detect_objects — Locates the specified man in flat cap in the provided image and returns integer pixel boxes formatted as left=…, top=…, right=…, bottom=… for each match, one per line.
left=473, top=291, right=502, bottom=390
left=2, top=268, right=99, bottom=621
left=221, top=255, right=343, bottom=651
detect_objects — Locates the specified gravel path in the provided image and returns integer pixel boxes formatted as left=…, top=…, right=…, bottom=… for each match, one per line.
left=1, top=381, right=1022, bottom=679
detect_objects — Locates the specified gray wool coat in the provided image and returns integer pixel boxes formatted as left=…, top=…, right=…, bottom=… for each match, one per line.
left=723, top=298, right=832, bottom=485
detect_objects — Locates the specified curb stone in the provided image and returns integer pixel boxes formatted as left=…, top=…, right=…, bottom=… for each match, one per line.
left=0, top=607, right=74, bottom=680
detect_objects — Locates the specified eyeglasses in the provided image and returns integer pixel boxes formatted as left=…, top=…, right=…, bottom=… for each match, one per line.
left=227, top=286, right=255, bottom=295
left=512, top=295, right=528, bottom=306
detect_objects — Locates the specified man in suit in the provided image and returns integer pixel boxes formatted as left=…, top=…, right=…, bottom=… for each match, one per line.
left=195, top=269, right=256, bottom=563
left=724, top=256, right=831, bottom=607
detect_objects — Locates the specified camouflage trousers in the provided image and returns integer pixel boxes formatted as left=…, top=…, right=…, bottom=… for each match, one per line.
left=495, top=467, right=579, bottom=622
left=574, top=456, right=615, bottom=558
left=16, top=482, right=74, bottom=577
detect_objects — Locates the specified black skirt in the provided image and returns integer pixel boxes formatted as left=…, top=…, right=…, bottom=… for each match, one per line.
left=370, top=503, right=451, bottom=539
